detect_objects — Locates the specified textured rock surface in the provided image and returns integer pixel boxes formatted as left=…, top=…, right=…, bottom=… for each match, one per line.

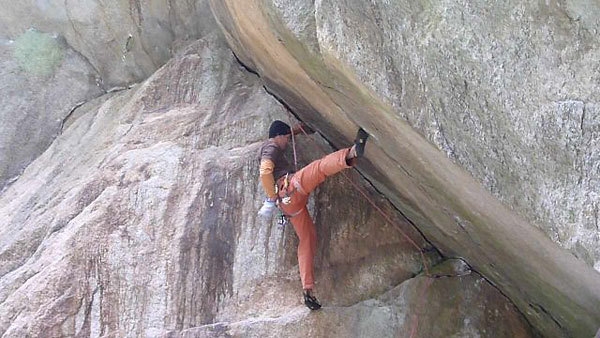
left=1, top=1, right=599, bottom=337
left=183, top=270, right=533, bottom=338
left=0, top=0, right=216, bottom=87
left=271, top=0, right=600, bottom=273
left=0, top=31, right=535, bottom=337
left=306, top=0, right=600, bottom=272
left=0, top=31, right=103, bottom=188
left=0, top=0, right=217, bottom=189
left=209, top=1, right=600, bottom=336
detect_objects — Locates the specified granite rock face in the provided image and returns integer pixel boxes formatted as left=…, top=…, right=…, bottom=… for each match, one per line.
left=0, top=32, right=533, bottom=337
left=316, top=0, right=600, bottom=272
left=210, top=1, right=600, bottom=336
left=0, top=0, right=216, bottom=189
left=272, top=0, right=600, bottom=274
left=0, top=0, right=216, bottom=87
left=1, top=1, right=599, bottom=337
left=0, top=30, right=103, bottom=189
left=184, top=270, right=533, bottom=338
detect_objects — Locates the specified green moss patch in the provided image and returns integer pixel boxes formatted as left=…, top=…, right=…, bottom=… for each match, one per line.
left=13, top=30, right=65, bottom=77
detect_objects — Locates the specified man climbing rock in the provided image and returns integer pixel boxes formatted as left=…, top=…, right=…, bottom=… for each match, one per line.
left=257, top=120, right=368, bottom=310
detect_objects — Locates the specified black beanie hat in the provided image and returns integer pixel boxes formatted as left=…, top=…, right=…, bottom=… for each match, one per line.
left=268, top=120, right=291, bottom=138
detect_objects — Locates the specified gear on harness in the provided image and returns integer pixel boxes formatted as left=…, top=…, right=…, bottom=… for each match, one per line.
left=278, top=173, right=293, bottom=205
left=277, top=211, right=289, bottom=228
left=274, top=173, right=303, bottom=223
left=272, top=173, right=293, bottom=227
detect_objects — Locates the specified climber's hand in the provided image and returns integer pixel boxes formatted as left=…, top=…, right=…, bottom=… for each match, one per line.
left=258, top=199, right=277, bottom=219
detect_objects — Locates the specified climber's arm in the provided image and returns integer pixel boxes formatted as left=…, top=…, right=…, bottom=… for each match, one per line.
left=259, top=159, right=277, bottom=200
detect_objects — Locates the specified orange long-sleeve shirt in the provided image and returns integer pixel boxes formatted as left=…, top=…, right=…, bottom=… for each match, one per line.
left=258, top=138, right=294, bottom=199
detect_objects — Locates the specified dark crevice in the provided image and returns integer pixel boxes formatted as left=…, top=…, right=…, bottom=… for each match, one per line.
left=581, top=103, right=586, bottom=137
left=57, top=84, right=136, bottom=136
left=60, top=101, right=86, bottom=134
left=232, top=51, right=260, bottom=77
left=532, top=302, right=564, bottom=329
left=412, top=261, right=544, bottom=337
left=454, top=263, right=546, bottom=337
left=261, top=85, right=299, bottom=118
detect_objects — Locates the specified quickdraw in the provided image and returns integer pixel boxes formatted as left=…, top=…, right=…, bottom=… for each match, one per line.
left=281, top=173, right=292, bottom=205
left=273, top=173, right=303, bottom=225
left=277, top=211, right=288, bottom=227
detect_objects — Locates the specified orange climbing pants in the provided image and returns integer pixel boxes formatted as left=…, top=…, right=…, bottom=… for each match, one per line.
left=278, top=148, right=353, bottom=290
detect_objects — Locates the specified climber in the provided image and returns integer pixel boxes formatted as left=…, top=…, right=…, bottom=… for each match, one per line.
left=257, top=119, right=368, bottom=311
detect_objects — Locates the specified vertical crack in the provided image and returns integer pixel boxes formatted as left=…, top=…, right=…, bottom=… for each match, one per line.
left=581, top=103, right=586, bottom=137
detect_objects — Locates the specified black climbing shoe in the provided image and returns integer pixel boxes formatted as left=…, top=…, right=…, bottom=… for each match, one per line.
left=303, top=290, right=322, bottom=311
left=354, top=127, right=369, bottom=158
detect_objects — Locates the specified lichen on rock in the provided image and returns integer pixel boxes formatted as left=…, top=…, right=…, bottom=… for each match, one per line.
left=13, top=29, right=65, bottom=77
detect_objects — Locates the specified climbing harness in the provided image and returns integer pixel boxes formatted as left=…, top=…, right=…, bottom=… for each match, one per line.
left=273, top=173, right=304, bottom=227
left=274, top=173, right=293, bottom=205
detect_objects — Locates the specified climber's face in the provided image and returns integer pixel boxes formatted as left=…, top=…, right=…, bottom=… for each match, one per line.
left=274, top=133, right=291, bottom=149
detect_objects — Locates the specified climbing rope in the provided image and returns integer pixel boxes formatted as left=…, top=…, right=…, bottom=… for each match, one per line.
left=293, top=122, right=434, bottom=338
left=295, top=123, right=431, bottom=276
left=289, top=117, right=299, bottom=172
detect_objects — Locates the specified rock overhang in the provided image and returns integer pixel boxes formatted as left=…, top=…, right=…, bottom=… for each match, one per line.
left=208, top=1, right=600, bottom=336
